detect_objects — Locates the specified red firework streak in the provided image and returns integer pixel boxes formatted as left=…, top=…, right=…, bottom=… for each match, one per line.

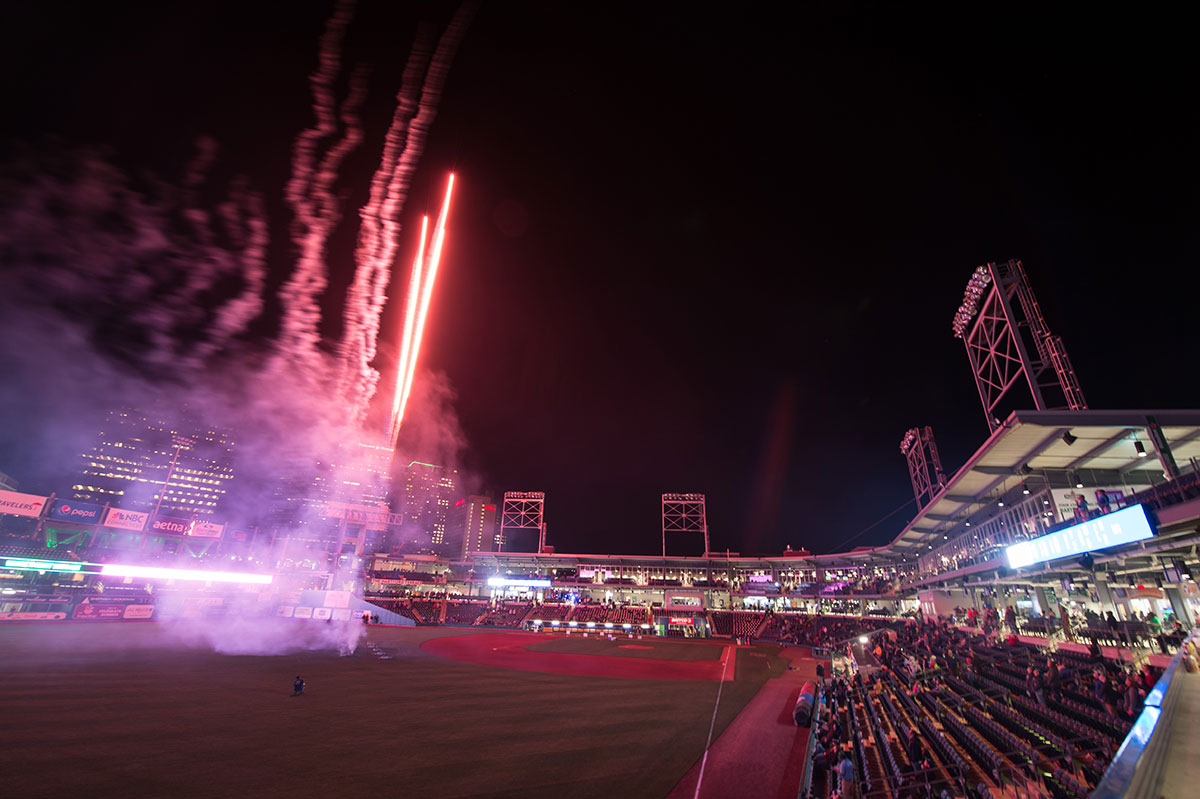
left=388, top=173, right=455, bottom=447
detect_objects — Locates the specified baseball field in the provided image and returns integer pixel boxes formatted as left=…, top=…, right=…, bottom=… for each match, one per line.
left=0, top=622, right=820, bottom=798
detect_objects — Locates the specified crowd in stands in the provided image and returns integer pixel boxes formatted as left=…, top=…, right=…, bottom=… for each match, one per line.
left=950, top=603, right=1191, bottom=656
left=808, top=613, right=1165, bottom=799
left=476, top=602, right=532, bottom=627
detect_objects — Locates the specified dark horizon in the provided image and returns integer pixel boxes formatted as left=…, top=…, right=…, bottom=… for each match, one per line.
left=1, top=2, right=1195, bottom=558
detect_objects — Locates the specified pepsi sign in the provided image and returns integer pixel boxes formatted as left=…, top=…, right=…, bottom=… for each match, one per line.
left=47, top=499, right=103, bottom=524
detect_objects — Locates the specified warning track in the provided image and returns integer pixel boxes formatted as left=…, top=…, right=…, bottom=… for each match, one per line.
left=421, top=631, right=736, bottom=681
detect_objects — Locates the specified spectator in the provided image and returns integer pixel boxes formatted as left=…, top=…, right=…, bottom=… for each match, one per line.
left=837, top=753, right=856, bottom=799
left=1096, top=489, right=1112, bottom=515
left=1075, top=493, right=1091, bottom=521
left=1101, top=677, right=1122, bottom=719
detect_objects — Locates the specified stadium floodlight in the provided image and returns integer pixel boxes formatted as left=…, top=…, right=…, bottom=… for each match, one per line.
left=640, top=624, right=650, bottom=629
left=604, top=622, right=613, bottom=628
left=551, top=620, right=560, bottom=626
left=586, top=622, right=596, bottom=628
left=568, top=621, right=578, bottom=627
left=100, top=564, right=273, bottom=584
left=4, top=558, right=82, bottom=573
left=1135, top=440, right=1147, bottom=458
left=623, top=624, right=632, bottom=629
left=858, top=636, right=869, bottom=644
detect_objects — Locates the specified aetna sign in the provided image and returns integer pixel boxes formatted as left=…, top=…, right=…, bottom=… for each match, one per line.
left=150, top=515, right=193, bottom=535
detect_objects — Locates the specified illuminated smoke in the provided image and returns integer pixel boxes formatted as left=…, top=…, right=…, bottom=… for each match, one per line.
left=275, top=0, right=364, bottom=383
left=339, top=1, right=479, bottom=428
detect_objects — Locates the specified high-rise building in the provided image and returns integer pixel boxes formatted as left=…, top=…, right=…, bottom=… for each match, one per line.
left=451, top=495, right=497, bottom=559
left=72, top=408, right=235, bottom=517
left=394, top=460, right=460, bottom=555
left=268, top=439, right=395, bottom=556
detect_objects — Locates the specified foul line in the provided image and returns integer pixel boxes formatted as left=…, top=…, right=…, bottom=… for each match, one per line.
left=693, top=645, right=732, bottom=799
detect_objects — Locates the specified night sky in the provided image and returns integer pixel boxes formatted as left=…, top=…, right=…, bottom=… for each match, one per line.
left=1, top=2, right=1195, bottom=557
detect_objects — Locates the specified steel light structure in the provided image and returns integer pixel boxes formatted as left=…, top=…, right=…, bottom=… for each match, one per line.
left=662, top=493, right=709, bottom=557
left=499, top=491, right=546, bottom=553
left=900, top=426, right=947, bottom=510
left=952, top=259, right=1087, bottom=433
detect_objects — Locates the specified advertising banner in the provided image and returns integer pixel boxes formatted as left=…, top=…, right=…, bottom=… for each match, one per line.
left=0, top=490, right=49, bottom=518
left=73, top=603, right=126, bottom=620
left=0, top=611, right=67, bottom=621
left=668, top=616, right=695, bottom=625
left=103, top=507, right=149, bottom=531
left=276, top=605, right=295, bottom=617
left=149, top=515, right=194, bottom=536
left=123, top=605, right=155, bottom=619
left=189, top=520, right=225, bottom=539
left=312, top=607, right=332, bottom=620
left=47, top=499, right=104, bottom=524
left=324, top=590, right=351, bottom=608
left=293, top=606, right=313, bottom=619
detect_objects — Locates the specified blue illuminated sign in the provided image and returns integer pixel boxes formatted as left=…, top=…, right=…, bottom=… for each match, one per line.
left=1006, top=504, right=1154, bottom=569
left=46, top=499, right=104, bottom=524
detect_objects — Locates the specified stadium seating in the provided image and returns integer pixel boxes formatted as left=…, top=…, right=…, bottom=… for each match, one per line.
left=708, top=610, right=764, bottom=638
left=443, top=600, right=489, bottom=625
left=475, top=602, right=532, bottom=627
left=526, top=603, right=572, bottom=622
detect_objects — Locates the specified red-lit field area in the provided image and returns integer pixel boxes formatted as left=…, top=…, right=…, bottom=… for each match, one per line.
left=0, top=624, right=821, bottom=798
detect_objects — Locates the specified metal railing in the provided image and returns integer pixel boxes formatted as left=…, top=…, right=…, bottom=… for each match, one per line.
left=1090, top=631, right=1194, bottom=799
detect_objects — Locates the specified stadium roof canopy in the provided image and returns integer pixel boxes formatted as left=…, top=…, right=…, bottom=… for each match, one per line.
left=883, top=409, right=1200, bottom=556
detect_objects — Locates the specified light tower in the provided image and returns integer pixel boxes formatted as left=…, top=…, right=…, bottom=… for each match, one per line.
left=499, top=491, right=545, bottom=553
left=899, top=427, right=947, bottom=510
left=662, top=493, right=709, bottom=557
left=952, top=259, right=1087, bottom=433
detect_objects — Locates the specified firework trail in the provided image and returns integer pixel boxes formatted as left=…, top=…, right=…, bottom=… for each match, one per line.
left=389, top=173, right=454, bottom=447
left=197, top=182, right=268, bottom=361
left=337, top=25, right=435, bottom=424
left=274, top=0, right=364, bottom=381
left=339, top=0, right=479, bottom=429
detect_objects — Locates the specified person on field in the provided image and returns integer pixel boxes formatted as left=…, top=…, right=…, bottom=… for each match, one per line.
left=293, top=675, right=305, bottom=696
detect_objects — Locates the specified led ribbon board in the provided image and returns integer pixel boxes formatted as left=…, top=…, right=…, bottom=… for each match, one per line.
left=1005, top=503, right=1154, bottom=569
left=99, top=564, right=273, bottom=584
left=3, top=558, right=83, bottom=573
left=486, top=577, right=550, bottom=588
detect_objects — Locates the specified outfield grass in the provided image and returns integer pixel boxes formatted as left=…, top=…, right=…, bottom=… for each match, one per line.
left=0, top=624, right=791, bottom=798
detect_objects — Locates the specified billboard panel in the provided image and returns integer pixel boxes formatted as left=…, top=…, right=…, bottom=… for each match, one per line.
left=0, top=490, right=49, bottom=518
left=189, top=520, right=225, bottom=539
left=149, top=515, right=193, bottom=536
left=1006, top=504, right=1155, bottom=569
left=47, top=500, right=104, bottom=524
left=73, top=603, right=126, bottom=620
left=103, top=507, right=149, bottom=531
